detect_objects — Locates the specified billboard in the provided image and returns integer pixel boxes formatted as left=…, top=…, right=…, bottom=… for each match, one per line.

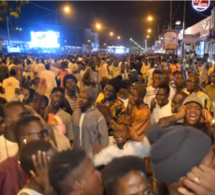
left=163, top=31, right=178, bottom=50
left=30, top=31, right=60, bottom=48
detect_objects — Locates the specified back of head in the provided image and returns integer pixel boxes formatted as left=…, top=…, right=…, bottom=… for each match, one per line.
left=10, top=68, right=16, bottom=77
left=132, top=84, right=146, bottom=99
left=61, top=61, right=68, bottom=69
left=20, top=140, right=52, bottom=177
left=5, top=101, right=25, bottom=111
left=102, top=156, right=146, bottom=195
left=49, top=149, right=86, bottom=195
left=45, top=63, right=51, bottom=70
left=150, top=125, right=211, bottom=183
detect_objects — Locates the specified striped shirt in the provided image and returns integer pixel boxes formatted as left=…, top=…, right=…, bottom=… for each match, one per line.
left=65, top=93, right=80, bottom=112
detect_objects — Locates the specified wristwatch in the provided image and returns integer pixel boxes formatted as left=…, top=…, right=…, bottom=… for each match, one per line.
left=210, top=119, right=215, bottom=126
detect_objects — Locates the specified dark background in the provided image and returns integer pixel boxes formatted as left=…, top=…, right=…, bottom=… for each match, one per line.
left=0, top=1, right=214, bottom=47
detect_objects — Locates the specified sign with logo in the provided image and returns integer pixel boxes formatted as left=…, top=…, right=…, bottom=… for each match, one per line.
left=192, top=0, right=210, bottom=12
left=163, top=31, right=178, bottom=50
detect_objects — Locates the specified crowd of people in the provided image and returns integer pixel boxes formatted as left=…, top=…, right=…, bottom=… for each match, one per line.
left=0, top=53, right=215, bottom=195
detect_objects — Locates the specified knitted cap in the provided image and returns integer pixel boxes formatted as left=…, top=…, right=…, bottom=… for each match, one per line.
left=81, top=87, right=97, bottom=102
left=150, top=125, right=211, bottom=183
left=63, top=74, right=77, bottom=87
left=183, top=93, right=203, bottom=108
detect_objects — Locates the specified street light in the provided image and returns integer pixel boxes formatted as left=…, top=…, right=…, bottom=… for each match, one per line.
left=146, top=35, right=150, bottom=38
left=110, top=31, right=114, bottom=36
left=96, top=23, right=101, bottom=30
left=148, top=29, right=152, bottom=33
left=175, top=20, right=181, bottom=25
left=147, top=16, right=153, bottom=22
left=117, top=36, right=121, bottom=40
left=64, top=6, right=70, bottom=13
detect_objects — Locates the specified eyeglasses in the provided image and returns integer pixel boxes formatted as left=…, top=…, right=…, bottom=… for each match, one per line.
left=20, top=129, right=49, bottom=141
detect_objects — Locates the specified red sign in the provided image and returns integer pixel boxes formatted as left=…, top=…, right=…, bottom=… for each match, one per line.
left=192, top=0, right=210, bottom=12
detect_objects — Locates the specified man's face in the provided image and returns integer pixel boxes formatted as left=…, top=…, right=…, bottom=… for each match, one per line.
left=18, top=121, right=50, bottom=148
left=51, top=91, right=64, bottom=108
left=104, top=84, right=116, bottom=101
left=79, top=91, right=91, bottom=112
left=187, top=76, right=199, bottom=93
left=185, top=102, right=202, bottom=125
left=65, top=78, right=77, bottom=92
left=152, top=73, right=161, bottom=88
left=129, top=89, right=140, bottom=105
left=113, top=125, right=129, bottom=148
left=80, top=157, right=104, bottom=195
left=118, top=88, right=129, bottom=100
left=156, top=88, right=169, bottom=107
left=118, top=171, right=152, bottom=195
left=174, top=74, right=185, bottom=89
left=171, top=94, right=184, bottom=113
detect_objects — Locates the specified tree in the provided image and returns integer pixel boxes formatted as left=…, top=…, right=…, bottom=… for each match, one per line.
left=0, top=0, right=29, bottom=22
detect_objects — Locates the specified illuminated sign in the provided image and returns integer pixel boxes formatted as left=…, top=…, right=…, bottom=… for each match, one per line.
left=192, top=0, right=210, bottom=12
left=30, top=31, right=60, bottom=48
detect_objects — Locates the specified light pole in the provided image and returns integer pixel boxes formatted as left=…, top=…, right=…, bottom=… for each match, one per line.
left=182, top=1, right=186, bottom=59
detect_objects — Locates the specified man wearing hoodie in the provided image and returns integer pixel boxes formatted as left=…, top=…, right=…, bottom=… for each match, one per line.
left=72, top=87, right=109, bottom=157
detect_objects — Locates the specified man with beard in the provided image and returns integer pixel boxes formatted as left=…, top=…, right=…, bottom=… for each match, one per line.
left=72, top=87, right=108, bottom=156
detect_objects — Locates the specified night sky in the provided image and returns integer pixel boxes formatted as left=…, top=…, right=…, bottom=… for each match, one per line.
left=1, top=1, right=214, bottom=47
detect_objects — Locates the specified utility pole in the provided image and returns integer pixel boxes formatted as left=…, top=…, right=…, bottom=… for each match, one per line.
left=6, top=16, right=10, bottom=46
left=170, top=0, right=173, bottom=30
left=182, top=1, right=186, bottom=59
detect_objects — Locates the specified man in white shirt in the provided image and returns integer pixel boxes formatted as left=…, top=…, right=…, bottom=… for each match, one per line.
left=93, top=123, right=150, bottom=167
left=39, top=63, right=57, bottom=97
left=2, top=69, right=20, bottom=102
left=144, top=70, right=162, bottom=107
left=151, top=83, right=172, bottom=124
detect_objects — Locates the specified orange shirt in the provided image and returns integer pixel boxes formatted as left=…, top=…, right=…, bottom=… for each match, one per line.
left=128, top=105, right=151, bottom=141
